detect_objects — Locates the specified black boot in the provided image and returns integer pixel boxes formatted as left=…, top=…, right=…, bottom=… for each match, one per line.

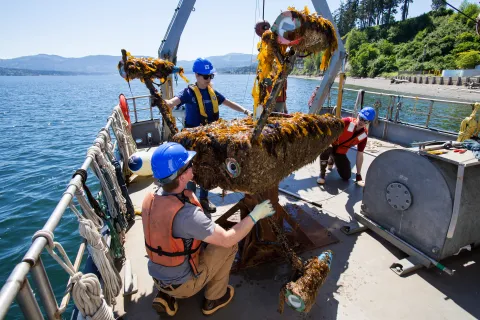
left=152, top=290, right=178, bottom=316
left=202, top=285, right=234, bottom=315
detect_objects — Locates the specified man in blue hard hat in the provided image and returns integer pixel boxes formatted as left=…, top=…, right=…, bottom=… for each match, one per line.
left=165, top=57, right=252, bottom=214
left=142, top=142, right=275, bottom=316
left=317, top=107, right=376, bottom=185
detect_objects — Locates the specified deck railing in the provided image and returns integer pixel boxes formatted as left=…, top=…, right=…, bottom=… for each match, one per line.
left=0, top=115, right=116, bottom=320
left=331, top=87, right=473, bottom=135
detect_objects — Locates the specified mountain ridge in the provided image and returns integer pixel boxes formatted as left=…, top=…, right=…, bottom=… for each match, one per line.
left=0, top=53, right=257, bottom=74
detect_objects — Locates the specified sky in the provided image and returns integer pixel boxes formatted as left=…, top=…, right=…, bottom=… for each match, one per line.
left=0, top=0, right=468, bottom=61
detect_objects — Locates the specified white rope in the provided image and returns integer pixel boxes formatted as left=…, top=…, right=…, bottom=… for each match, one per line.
left=111, top=106, right=137, bottom=178
left=32, top=230, right=115, bottom=320
left=71, top=180, right=103, bottom=229
left=69, top=204, right=122, bottom=306
left=87, top=146, right=126, bottom=221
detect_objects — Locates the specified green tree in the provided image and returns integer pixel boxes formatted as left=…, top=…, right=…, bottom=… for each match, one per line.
left=400, top=0, right=413, bottom=20
left=346, top=29, right=368, bottom=54
left=456, top=50, right=480, bottom=69
left=431, top=0, right=446, bottom=11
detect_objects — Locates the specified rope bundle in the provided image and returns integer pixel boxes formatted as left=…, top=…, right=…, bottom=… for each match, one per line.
left=32, top=230, right=115, bottom=320
left=87, top=145, right=127, bottom=224
left=110, top=106, right=137, bottom=178
left=69, top=198, right=122, bottom=305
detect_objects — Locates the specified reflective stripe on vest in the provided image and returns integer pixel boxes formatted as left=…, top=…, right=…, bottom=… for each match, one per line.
left=142, top=189, right=202, bottom=275
left=334, top=118, right=368, bottom=154
left=189, top=84, right=219, bottom=124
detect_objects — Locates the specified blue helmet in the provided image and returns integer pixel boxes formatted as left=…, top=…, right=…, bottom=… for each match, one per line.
left=192, top=58, right=216, bottom=75
left=358, top=107, right=376, bottom=121
left=151, top=142, right=196, bottom=184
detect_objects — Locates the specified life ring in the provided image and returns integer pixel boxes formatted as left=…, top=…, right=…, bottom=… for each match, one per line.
left=119, top=94, right=131, bottom=127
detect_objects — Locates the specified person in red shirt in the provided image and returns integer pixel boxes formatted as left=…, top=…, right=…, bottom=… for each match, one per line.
left=317, top=107, right=376, bottom=185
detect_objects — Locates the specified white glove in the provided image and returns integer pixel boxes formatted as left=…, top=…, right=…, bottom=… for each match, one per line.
left=249, top=200, right=275, bottom=223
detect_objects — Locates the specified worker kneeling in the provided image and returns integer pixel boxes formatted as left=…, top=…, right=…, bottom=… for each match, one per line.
left=142, top=142, right=275, bottom=316
left=317, top=107, right=376, bottom=185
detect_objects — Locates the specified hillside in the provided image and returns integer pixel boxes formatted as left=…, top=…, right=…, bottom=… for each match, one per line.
left=0, top=67, right=96, bottom=76
left=295, top=3, right=480, bottom=78
left=0, top=53, right=256, bottom=75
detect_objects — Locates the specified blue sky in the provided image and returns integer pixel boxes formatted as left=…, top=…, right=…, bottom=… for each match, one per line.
left=0, top=0, right=467, bottom=60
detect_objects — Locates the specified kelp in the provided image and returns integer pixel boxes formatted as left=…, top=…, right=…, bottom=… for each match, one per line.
left=117, top=50, right=189, bottom=84
left=118, top=49, right=189, bottom=137
left=173, top=113, right=344, bottom=194
left=251, top=7, right=338, bottom=138
left=279, top=251, right=333, bottom=314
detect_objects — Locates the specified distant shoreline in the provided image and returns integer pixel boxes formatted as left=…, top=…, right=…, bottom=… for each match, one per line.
left=289, top=75, right=480, bottom=103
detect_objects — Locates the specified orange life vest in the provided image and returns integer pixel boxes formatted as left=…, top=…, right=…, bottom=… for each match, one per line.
left=142, top=189, right=202, bottom=276
left=333, top=117, right=368, bottom=155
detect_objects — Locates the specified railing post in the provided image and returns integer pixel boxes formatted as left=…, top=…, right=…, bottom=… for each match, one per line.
left=133, top=98, right=139, bottom=122
left=31, top=257, right=59, bottom=320
left=16, top=279, right=44, bottom=320
left=425, top=100, right=434, bottom=127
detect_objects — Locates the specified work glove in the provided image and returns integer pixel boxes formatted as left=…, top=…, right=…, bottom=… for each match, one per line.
left=355, top=173, right=362, bottom=182
left=244, top=109, right=253, bottom=117
left=248, top=200, right=275, bottom=223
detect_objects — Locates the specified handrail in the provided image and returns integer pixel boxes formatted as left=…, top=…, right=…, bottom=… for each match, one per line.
left=334, top=86, right=473, bottom=107
left=0, top=115, right=115, bottom=320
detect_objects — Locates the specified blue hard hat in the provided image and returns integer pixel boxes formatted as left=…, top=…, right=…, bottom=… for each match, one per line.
left=358, top=107, right=376, bottom=121
left=151, top=142, right=196, bottom=184
left=192, top=58, right=216, bottom=75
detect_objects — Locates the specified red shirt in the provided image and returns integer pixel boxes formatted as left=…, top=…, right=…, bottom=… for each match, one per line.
left=333, top=117, right=368, bottom=154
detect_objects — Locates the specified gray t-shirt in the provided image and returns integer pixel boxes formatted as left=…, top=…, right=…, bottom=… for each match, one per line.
left=147, top=189, right=216, bottom=285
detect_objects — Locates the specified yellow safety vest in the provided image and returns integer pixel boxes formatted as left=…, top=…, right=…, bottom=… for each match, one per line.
left=189, top=84, right=219, bottom=124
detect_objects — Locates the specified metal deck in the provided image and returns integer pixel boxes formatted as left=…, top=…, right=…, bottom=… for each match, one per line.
left=114, top=138, right=480, bottom=320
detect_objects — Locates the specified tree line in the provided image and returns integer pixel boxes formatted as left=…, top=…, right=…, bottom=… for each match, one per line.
left=334, top=0, right=448, bottom=35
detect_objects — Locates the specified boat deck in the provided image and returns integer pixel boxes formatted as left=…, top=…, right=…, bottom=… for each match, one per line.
left=114, top=138, right=480, bottom=320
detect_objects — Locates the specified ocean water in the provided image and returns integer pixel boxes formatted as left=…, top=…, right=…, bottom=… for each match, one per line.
left=0, top=74, right=472, bottom=319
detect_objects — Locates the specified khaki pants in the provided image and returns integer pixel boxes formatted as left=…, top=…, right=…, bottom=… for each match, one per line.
left=155, top=244, right=238, bottom=300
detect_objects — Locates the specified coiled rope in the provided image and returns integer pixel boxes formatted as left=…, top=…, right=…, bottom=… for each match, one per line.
left=68, top=182, right=122, bottom=305
left=32, top=230, right=115, bottom=320
left=87, top=145, right=127, bottom=222
left=110, top=106, right=137, bottom=178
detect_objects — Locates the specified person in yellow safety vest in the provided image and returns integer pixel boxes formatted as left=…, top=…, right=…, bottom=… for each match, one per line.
left=144, top=142, right=274, bottom=316
left=165, top=58, right=252, bottom=215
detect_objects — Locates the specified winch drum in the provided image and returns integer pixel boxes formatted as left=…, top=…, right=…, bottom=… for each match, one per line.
left=362, top=149, right=480, bottom=260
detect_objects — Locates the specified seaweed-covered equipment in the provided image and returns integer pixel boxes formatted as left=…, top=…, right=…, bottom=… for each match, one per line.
left=118, top=49, right=189, bottom=137
left=173, top=113, right=344, bottom=194
left=280, top=251, right=333, bottom=313
left=251, top=7, right=338, bottom=142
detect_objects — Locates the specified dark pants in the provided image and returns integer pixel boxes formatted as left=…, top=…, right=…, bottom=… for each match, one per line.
left=320, top=147, right=352, bottom=180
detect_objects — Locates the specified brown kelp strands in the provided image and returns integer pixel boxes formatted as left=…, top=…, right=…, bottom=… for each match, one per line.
left=279, top=251, right=333, bottom=314
left=118, top=50, right=190, bottom=137
left=118, top=51, right=189, bottom=84
left=173, top=113, right=344, bottom=194
left=252, top=6, right=338, bottom=115
left=285, top=7, right=338, bottom=70
left=267, top=217, right=303, bottom=271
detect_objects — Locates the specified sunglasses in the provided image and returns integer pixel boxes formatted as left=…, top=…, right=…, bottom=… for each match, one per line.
left=359, top=118, right=370, bottom=125
left=198, top=74, right=214, bottom=80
